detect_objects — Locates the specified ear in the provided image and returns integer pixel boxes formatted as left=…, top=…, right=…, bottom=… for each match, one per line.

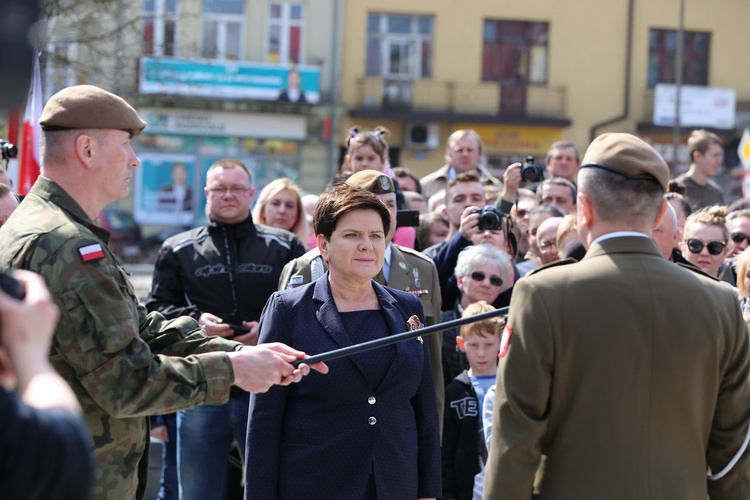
left=652, top=199, right=668, bottom=231
left=248, top=187, right=256, bottom=200
left=345, top=154, right=352, bottom=168
left=317, top=234, right=329, bottom=261
left=671, top=228, right=680, bottom=248
left=456, top=274, right=465, bottom=293
left=577, top=191, right=595, bottom=229
left=74, top=133, right=96, bottom=169
left=455, top=336, right=466, bottom=352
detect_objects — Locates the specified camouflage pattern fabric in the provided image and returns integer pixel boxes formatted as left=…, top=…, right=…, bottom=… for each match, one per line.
left=0, top=177, right=241, bottom=499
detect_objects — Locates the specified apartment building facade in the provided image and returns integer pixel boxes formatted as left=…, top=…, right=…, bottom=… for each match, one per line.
left=338, top=0, right=750, bottom=180
left=31, top=0, right=750, bottom=226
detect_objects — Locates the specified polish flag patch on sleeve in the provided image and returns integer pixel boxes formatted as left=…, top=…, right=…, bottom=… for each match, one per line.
left=499, top=326, right=513, bottom=358
left=79, top=243, right=105, bottom=262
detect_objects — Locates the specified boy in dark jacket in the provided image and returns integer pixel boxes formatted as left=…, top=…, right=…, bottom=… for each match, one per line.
left=442, top=301, right=503, bottom=500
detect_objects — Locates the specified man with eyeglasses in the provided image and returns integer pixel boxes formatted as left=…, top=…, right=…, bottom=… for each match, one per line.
left=146, top=158, right=307, bottom=499
left=484, top=133, right=750, bottom=499
left=534, top=216, right=563, bottom=265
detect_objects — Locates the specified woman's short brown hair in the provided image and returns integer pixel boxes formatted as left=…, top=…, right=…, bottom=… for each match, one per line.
left=314, top=184, right=391, bottom=240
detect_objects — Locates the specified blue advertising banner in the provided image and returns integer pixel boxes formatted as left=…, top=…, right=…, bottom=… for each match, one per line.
left=139, top=57, right=320, bottom=103
left=134, top=153, right=198, bottom=226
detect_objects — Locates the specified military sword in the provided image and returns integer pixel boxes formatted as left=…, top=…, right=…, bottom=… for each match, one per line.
left=293, top=306, right=509, bottom=367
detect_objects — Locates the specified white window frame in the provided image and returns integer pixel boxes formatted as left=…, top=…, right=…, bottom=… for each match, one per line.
left=202, top=12, right=244, bottom=60
left=369, top=14, right=432, bottom=80
left=266, top=2, right=306, bottom=64
left=143, top=0, right=178, bottom=57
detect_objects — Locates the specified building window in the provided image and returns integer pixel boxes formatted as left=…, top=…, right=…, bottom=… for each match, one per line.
left=267, top=3, right=305, bottom=64
left=482, top=20, right=548, bottom=84
left=648, top=29, right=710, bottom=87
left=366, top=13, right=433, bottom=79
left=142, top=0, right=177, bottom=56
left=202, top=0, right=244, bottom=60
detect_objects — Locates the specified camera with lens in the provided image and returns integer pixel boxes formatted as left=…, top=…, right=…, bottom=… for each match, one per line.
left=520, top=155, right=545, bottom=183
left=0, top=140, right=18, bottom=161
left=473, top=205, right=505, bottom=231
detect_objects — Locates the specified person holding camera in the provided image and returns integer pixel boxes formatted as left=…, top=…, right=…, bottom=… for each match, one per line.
left=423, top=172, right=519, bottom=313
left=0, top=269, right=93, bottom=499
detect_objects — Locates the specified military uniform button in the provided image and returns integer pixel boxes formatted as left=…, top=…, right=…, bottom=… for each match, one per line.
left=368, top=416, right=377, bottom=425
left=368, top=396, right=376, bottom=405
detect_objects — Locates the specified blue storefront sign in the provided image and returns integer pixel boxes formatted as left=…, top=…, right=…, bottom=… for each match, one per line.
left=139, top=56, right=320, bottom=103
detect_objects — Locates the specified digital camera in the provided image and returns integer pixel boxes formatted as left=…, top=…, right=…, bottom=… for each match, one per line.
left=474, top=205, right=504, bottom=231
left=520, top=155, right=545, bottom=183
left=0, top=140, right=18, bottom=161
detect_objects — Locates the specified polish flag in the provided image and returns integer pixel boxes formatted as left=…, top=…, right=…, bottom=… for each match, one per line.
left=79, top=243, right=105, bottom=262
left=19, top=52, right=42, bottom=195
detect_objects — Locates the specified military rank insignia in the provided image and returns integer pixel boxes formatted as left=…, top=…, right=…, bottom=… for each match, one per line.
left=499, top=325, right=513, bottom=357
left=78, top=243, right=105, bottom=262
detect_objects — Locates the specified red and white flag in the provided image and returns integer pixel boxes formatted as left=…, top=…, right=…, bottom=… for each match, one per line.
left=19, top=52, right=42, bottom=195
left=79, top=243, right=105, bottom=262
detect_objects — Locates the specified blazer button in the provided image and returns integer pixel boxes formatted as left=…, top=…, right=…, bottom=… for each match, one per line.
left=368, top=396, right=376, bottom=405
left=368, top=416, right=377, bottom=426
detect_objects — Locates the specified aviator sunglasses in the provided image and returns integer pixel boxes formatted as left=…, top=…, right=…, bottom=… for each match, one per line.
left=469, top=271, right=503, bottom=287
left=685, top=238, right=726, bottom=255
left=731, top=232, right=750, bottom=245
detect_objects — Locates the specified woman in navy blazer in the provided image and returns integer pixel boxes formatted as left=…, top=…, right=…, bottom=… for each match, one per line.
left=245, top=182, right=441, bottom=499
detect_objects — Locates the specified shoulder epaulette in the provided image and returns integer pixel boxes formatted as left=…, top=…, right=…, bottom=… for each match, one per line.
left=525, top=257, right=577, bottom=277
left=675, top=261, right=720, bottom=281
left=393, top=244, right=434, bottom=264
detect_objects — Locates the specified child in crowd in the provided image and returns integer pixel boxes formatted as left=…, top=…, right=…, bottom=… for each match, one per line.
left=342, top=126, right=416, bottom=248
left=442, top=301, right=503, bottom=500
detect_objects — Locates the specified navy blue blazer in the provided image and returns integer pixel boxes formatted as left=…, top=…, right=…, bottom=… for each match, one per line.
left=244, top=274, right=441, bottom=499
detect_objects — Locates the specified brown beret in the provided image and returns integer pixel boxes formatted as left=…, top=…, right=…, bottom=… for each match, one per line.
left=39, top=85, right=147, bottom=136
left=580, top=133, right=669, bottom=191
left=345, top=170, right=395, bottom=195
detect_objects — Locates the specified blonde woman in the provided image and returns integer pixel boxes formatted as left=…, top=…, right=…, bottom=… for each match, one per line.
left=252, top=178, right=313, bottom=248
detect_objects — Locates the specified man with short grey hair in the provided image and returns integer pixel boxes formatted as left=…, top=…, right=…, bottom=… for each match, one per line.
left=485, top=133, right=750, bottom=499
left=0, top=85, right=325, bottom=499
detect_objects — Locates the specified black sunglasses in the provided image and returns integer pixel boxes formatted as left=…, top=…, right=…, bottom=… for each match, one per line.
left=469, top=271, right=503, bottom=287
left=731, top=232, right=750, bottom=245
left=686, top=238, right=725, bottom=255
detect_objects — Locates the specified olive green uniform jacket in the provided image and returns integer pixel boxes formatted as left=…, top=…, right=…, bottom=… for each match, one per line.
left=0, top=177, right=241, bottom=500
left=484, top=236, right=750, bottom=500
left=279, top=243, right=445, bottom=431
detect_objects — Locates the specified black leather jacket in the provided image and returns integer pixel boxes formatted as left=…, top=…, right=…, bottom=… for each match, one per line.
left=145, top=215, right=306, bottom=326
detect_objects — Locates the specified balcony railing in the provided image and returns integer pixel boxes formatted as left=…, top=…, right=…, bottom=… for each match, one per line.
left=354, top=76, right=567, bottom=119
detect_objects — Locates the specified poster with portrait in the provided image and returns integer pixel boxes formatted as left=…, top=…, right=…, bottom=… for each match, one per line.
left=134, top=153, right=197, bottom=226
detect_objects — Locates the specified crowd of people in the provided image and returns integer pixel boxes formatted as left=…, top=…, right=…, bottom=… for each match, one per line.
left=1, top=84, right=749, bottom=500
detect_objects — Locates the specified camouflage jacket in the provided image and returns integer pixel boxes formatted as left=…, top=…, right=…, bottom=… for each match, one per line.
left=0, top=177, right=241, bottom=500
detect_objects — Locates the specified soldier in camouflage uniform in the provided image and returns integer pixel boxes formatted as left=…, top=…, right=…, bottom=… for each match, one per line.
left=279, top=170, right=445, bottom=430
left=0, top=85, right=325, bottom=499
